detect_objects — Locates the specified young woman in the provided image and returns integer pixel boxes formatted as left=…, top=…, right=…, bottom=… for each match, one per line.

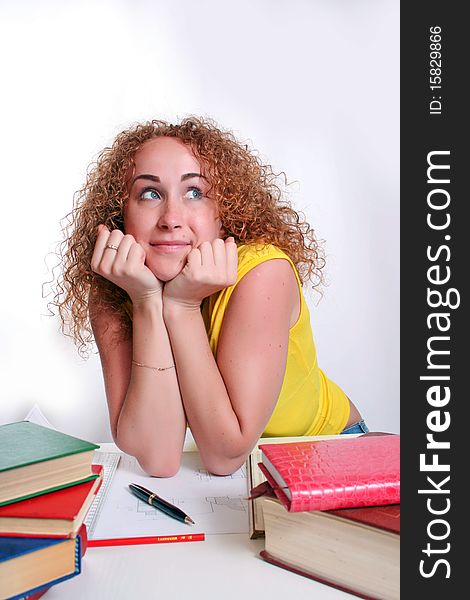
left=54, top=117, right=366, bottom=477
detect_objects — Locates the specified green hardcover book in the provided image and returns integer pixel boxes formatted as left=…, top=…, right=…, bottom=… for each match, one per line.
left=0, top=421, right=99, bottom=506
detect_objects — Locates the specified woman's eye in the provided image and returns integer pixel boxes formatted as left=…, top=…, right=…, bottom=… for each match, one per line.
left=186, top=187, right=203, bottom=200
left=140, top=188, right=160, bottom=201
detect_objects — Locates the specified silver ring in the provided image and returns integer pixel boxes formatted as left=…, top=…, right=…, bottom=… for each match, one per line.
left=105, top=244, right=119, bottom=251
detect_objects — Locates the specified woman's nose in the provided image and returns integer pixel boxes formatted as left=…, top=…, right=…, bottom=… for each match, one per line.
left=157, top=199, right=183, bottom=230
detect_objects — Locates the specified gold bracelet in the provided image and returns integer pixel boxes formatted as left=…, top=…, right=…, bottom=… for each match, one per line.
left=132, top=360, right=175, bottom=372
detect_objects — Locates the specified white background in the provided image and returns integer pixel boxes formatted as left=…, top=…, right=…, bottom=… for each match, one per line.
left=0, top=1, right=399, bottom=442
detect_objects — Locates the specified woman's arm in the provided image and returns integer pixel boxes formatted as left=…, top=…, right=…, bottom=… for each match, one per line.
left=163, top=244, right=299, bottom=475
left=90, top=227, right=186, bottom=476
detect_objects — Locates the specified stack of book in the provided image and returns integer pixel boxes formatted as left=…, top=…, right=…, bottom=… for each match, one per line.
left=252, top=433, right=400, bottom=600
left=0, top=421, right=102, bottom=600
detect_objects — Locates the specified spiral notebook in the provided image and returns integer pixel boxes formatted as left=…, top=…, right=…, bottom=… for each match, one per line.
left=84, top=451, right=121, bottom=539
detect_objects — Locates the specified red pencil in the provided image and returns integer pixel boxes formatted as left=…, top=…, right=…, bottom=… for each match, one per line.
left=88, top=533, right=205, bottom=547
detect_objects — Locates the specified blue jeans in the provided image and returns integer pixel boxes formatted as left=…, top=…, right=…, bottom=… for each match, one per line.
left=341, top=419, right=370, bottom=435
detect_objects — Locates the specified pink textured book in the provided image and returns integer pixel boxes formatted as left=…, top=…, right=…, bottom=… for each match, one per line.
left=258, top=434, right=400, bottom=512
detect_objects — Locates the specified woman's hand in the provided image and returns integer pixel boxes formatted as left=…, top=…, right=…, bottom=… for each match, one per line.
left=163, top=237, right=238, bottom=312
left=91, top=225, right=163, bottom=304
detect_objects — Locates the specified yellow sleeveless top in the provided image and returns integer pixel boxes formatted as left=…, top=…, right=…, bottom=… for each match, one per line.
left=201, top=244, right=350, bottom=436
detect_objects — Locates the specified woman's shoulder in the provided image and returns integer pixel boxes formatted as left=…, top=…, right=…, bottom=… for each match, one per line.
left=235, top=243, right=299, bottom=286
left=236, top=243, right=293, bottom=269
left=238, top=240, right=302, bottom=290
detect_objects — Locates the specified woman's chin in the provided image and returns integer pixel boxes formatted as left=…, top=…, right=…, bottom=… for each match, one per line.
left=146, top=249, right=190, bottom=282
left=147, top=261, right=184, bottom=282
left=157, top=272, right=182, bottom=283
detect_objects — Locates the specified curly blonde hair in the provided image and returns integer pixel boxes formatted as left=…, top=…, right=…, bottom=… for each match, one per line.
left=51, top=116, right=325, bottom=355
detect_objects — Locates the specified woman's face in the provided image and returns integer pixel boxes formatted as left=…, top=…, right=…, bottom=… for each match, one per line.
left=124, top=136, right=223, bottom=282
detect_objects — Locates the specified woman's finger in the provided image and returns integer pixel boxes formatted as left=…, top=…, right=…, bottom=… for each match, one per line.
left=98, top=230, right=125, bottom=270
left=91, top=225, right=111, bottom=272
left=126, top=241, right=146, bottom=266
left=186, top=247, right=202, bottom=269
left=212, top=238, right=226, bottom=268
left=199, top=241, right=214, bottom=267
left=109, top=235, right=137, bottom=271
left=225, top=238, right=238, bottom=284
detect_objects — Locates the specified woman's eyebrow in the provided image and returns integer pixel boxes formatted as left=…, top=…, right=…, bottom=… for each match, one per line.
left=132, top=174, right=160, bottom=185
left=132, top=173, right=204, bottom=185
left=181, top=172, right=204, bottom=181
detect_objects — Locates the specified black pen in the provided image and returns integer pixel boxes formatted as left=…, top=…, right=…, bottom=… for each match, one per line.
left=128, top=483, right=195, bottom=525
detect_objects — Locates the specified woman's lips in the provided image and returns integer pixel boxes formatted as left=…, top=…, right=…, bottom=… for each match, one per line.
left=149, top=242, right=191, bottom=254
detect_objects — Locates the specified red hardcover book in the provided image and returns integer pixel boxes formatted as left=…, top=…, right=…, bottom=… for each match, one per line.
left=259, top=434, right=400, bottom=511
left=329, top=503, right=400, bottom=534
left=22, top=587, right=51, bottom=600
left=0, top=465, right=103, bottom=538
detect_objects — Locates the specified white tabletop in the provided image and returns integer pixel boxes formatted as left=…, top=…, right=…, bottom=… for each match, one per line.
left=44, top=443, right=351, bottom=600
left=44, top=532, right=352, bottom=600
